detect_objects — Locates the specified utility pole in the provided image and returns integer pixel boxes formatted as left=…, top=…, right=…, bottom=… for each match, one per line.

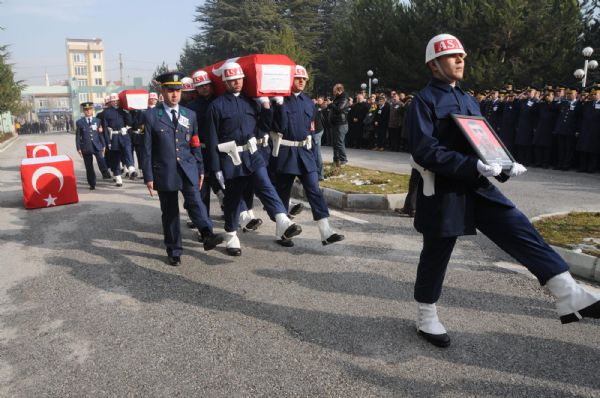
left=119, top=53, right=124, bottom=85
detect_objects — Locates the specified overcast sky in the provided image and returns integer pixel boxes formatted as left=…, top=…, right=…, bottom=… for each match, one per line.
left=1, top=0, right=202, bottom=86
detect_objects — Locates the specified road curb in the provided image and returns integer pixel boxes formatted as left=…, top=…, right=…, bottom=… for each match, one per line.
left=291, top=180, right=407, bottom=211
left=0, top=133, right=18, bottom=152
left=532, top=212, right=600, bottom=283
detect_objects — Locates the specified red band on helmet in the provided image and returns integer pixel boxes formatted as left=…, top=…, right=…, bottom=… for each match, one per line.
left=434, top=39, right=463, bottom=53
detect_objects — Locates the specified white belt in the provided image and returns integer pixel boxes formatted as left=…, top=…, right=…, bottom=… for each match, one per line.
left=270, top=131, right=312, bottom=157
left=218, top=137, right=258, bottom=166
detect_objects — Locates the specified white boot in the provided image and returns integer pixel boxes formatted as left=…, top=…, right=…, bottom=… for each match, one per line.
left=416, top=302, right=450, bottom=347
left=545, top=271, right=600, bottom=323
left=239, top=210, right=250, bottom=225
left=224, top=231, right=241, bottom=256
left=128, top=165, right=137, bottom=179
left=275, top=213, right=301, bottom=239
left=115, top=175, right=123, bottom=187
left=317, top=218, right=345, bottom=245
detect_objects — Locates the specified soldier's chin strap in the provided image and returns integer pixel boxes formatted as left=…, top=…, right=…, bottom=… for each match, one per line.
left=433, top=59, right=455, bottom=86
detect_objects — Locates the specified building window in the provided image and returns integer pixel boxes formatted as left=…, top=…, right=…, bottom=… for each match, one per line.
left=77, top=79, right=87, bottom=87
left=93, top=65, right=102, bottom=72
left=73, top=53, right=85, bottom=63
left=93, top=52, right=101, bottom=60
left=79, top=93, right=90, bottom=103
left=95, top=78, right=103, bottom=86
left=74, top=66, right=87, bottom=76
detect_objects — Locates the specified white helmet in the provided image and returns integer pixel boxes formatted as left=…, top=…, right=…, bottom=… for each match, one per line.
left=149, top=92, right=158, bottom=100
left=109, top=93, right=119, bottom=101
left=425, top=34, right=466, bottom=64
left=104, top=95, right=111, bottom=104
left=181, top=77, right=195, bottom=91
left=294, top=65, right=309, bottom=80
left=192, top=70, right=211, bottom=86
left=222, top=62, right=245, bottom=81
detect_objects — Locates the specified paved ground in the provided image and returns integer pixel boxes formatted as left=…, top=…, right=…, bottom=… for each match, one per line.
left=1, top=133, right=600, bottom=397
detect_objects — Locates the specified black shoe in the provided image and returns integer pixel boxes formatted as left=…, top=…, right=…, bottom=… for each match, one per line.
left=187, top=220, right=196, bottom=229
left=322, top=233, right=345, bottom=245
left=102, top=172, right=112, bottom=179
left=226, top=247, right=242, bottom=256
left=202, top=231, right=224, bottom=251
left=289, top=203, right=304, bottom=216
left=89, top=186, right=95, bottom=190
left=276, top=238, right=294, bottom=247
left=560, top=300, right=600, bottom=324
left=418, top=329, right=451, bottom=348
left=167, top=255, right=181, bottom=266
left=282, top=223, right=302, bottom=240
left=243, top=218, right=263, bottom=232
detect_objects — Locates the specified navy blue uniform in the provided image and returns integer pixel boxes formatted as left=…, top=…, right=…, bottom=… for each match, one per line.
left=102, top=106, right=134, bottom=175
left=485, top=99, right=503, bottom=133
left=533, top=100, right=559, bottom=168
left=499, top=99, right=519, bottom=154
left=271, top=92, right=329, bottom=221
left=142, top=104, right=213, bottom=257
left=205, top=92, right=287, bottom=232
left=576, top=100, right=600, bottom=172
left=553, top=99, right=581, bottom=170
left=75, top=116, right=108, bottom=188
left=129, top=109, right=145, bottom=170
left=188, top=95, right=223, bottom=214
left=406, top=78, right=567, bottom=304
left=515, top=97, right=538, bottom=165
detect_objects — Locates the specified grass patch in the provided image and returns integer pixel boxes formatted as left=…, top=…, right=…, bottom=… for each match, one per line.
left=320, top=162, right=409, bottom=194
left=0, top=132, right=14, bottom=144
left=533, top=212, right=600, bottom=257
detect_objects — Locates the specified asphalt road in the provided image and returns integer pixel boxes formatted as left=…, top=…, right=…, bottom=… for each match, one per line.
left=1, top=133, right=600, bottom=397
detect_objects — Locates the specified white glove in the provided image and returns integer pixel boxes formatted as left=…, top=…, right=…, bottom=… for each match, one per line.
left=476, top=160, right=502, bottom=177
left=257, top=96, right=269, bottom=104
left=215, top=170, right=226, bottom=190
left=508, top=162, right=527, bottom=177
left=272, top=96, right=284, bottom=105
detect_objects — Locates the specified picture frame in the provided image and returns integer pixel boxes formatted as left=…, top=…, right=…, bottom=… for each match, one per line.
left=450, top=114, right=515, bottom=169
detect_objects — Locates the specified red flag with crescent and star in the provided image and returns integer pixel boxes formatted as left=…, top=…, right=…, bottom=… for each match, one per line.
left=20, top=155, right=79, bottom=209
left=26, top=142, right=58, bottom=158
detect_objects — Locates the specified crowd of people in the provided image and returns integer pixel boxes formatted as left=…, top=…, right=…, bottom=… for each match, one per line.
left=16, top=117, right=74, bottom=134
left=315, top=81, right=600, bottom=175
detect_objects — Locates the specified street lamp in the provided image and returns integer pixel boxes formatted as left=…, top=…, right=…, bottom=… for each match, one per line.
left=366, top=70, right=377, bottom=97
left=574, top=47, right=598, bottom=87
left=360, top=83, right=367, bottom=91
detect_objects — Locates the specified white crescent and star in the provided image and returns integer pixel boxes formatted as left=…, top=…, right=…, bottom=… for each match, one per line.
left=31, top=166, right=64, bottom=196
left=32, top=145, right=52, bottom=157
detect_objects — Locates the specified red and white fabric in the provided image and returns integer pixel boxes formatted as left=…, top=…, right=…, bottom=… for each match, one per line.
left=21, top=155, right=79, bottom=209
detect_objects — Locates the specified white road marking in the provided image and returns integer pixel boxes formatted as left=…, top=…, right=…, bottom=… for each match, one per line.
left=329, top=209, right=370, bottom=224
left=0, top=136, right=19, bottom=152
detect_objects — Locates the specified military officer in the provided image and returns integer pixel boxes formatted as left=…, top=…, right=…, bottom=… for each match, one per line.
left=187, top=70, right=223, bottom=217
left=270, top=65, right=344, bottom=247
left=142, top=72, right=224, bottom=266
left=499, top=90, right=519, bottom=155
left=406, top=33, right=600, bottom=348
left=102, top=93, right=135, bottom=186
left=576, top=84, right=600, bottom=172
left=75, top=102, right=110, bottom=189
left=514, top=86, right=539, bottom=165
left=205, top=62, right=302, bottom=256
left=553, top=86, right=581, bottom=170
left=532, top=87, right=559, bottom=168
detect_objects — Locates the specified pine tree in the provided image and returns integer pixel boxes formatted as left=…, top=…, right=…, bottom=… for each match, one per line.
left=0, top=45, right=26, bottom=114
left=148, top=62, right=170, bottom=93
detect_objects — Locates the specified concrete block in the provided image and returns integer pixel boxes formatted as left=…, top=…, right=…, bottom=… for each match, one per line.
left=322, top=187, right=346, bottom=209
left=551, top=245, right=598, bottom=282
left=346, top=193, right=387, bottom=210
left=386, top=193, right=407, bottom=210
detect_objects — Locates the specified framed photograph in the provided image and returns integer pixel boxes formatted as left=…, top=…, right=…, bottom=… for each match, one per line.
left=450, top=114, right=515, bottom=169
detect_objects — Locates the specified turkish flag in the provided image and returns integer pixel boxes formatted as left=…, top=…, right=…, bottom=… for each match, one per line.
left=21, top=155, right=79, bottom=209
left=26, top=142, right=58, bottom=158
left=199, top=54, right=295, bottom=97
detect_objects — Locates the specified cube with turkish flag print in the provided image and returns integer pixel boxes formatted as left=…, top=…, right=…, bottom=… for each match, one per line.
left=200, top=54, right=295, bottom=97
left=26, top=142, right=58, bottom=158
left=21, top=155, right=79, bottom=209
